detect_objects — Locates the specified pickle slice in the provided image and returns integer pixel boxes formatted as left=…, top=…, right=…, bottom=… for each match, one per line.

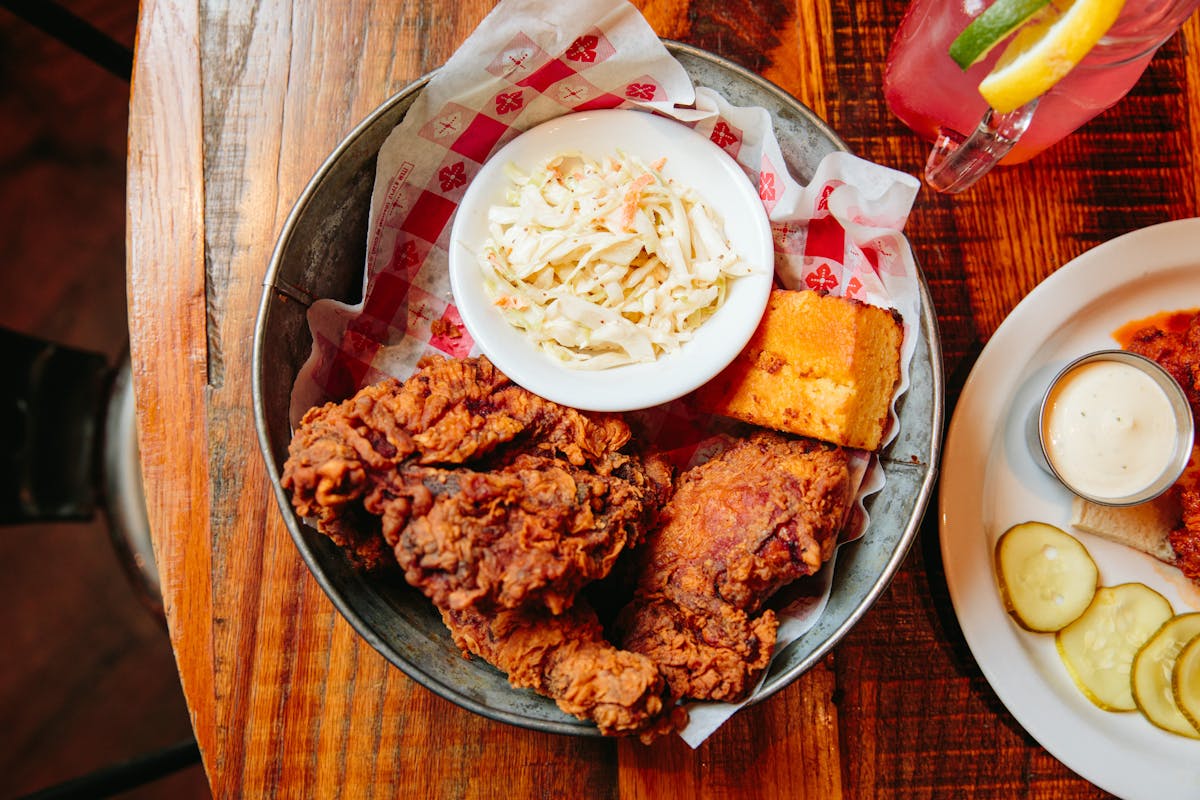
left=1131, top=613, right=1200, bottom=738
left=1055, top=583, right=1173, bottom=712
left=995, top=521, right=1099, bottom=632
left=1175, top=634, right=1200, bottom=736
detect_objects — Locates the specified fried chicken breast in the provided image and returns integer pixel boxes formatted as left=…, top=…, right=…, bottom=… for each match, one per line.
left=618, top=432, right=852, bottom=702
left=282, top=355, right=670, bottom=613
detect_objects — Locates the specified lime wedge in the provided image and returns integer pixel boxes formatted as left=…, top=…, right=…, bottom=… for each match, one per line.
left=979, top=0, right=1127, bottom=113
left=949, top=0, right=1052, bottom=69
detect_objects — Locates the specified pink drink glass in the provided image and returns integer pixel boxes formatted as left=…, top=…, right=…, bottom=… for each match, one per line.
left=884, top=0, right=1200, bottom=192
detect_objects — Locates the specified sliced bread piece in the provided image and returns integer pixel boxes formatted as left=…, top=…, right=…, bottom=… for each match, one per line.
left=1070, top=492, right=1181, bottom=564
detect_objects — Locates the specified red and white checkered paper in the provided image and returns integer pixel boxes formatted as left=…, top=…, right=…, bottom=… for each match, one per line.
left=289, top=0, right=923, bottom=746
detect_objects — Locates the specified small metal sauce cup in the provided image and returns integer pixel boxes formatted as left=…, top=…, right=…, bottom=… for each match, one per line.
left=1029, top=350, right=1194, bottom=507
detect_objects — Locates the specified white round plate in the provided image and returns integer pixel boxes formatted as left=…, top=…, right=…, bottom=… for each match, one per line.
left=448, top=108, right=773, bottom=412
left=940, top=217, right=1200, bottom=800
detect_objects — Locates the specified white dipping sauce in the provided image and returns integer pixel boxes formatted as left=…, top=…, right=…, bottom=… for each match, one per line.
left=1042, top=359, right=1177, bottom=500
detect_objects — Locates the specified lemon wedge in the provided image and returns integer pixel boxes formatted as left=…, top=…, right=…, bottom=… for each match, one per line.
left=979, top=0, right=1127, bottom=113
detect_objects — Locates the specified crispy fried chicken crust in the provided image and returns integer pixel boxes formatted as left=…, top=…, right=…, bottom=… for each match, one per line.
left=1126, top=312, right=1200, bottom=428
left=1173, top=489, right=1200, bottom=583
left=618, top=432, right=852, bottom=702
left=281, top=355, right=670, bottom=613
left=1127, top=312, right=1200, bottom=584
left=443, top=601, right=685, bottom=741
left=281, top=356, right=682, bottom=738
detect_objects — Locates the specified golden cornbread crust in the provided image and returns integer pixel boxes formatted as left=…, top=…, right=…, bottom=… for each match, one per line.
left=693, top=289, right=903, bottom=450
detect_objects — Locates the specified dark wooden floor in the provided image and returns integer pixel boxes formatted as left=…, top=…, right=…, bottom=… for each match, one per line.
left=0, top=3, right=210, bottom=798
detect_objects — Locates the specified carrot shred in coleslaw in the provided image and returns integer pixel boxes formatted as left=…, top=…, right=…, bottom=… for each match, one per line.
left=477, top=150, right=752, bottom=370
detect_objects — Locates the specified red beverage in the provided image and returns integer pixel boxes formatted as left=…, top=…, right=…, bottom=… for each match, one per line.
left=885, top=0, right=1200, bottom=168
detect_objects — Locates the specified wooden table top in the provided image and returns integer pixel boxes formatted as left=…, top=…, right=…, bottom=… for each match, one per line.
left=125, top=1, right=1200, bottom=797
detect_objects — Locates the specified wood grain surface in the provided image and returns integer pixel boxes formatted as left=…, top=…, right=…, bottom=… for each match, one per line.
left=126, top=0, right=1200, bottom=797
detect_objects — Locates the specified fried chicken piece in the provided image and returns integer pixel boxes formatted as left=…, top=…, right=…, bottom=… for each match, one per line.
left=282, top=355, right=671, bottom=612
left=1126, top=311, right=1200, bottom=586
left=278, top=405, right=396, bottom=570
left=379, top=455, right=668, bottom=613
left=283, top=356, right=683, bottom=736
left=442, top=601, right=686, bottom=741
left=1171, top=488, right=1200, bottom=583
left=1126, top=312, right=1200, bottom=427
left=618, top=432, right=852, bottom=702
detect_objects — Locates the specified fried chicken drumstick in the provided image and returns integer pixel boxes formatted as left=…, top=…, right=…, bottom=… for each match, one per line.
left=618, top=432, right=852, bottom=702
left=281, top=356, right=681, bottom=737
left=443, top=600, right=685, bottom=740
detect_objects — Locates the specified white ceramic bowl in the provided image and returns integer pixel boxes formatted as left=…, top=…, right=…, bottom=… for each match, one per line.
left=448, top=109, right=773, bottom=412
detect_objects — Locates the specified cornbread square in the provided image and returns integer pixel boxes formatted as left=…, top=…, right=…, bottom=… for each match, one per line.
left=693, top=289, right=903, bottom=451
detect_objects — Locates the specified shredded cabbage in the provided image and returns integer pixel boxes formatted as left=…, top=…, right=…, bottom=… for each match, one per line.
left=476, top=150, right=753, bottom=370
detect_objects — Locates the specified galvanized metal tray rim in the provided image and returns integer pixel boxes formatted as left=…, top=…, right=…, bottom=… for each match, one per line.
left=253, top=40, right=944, bottom=736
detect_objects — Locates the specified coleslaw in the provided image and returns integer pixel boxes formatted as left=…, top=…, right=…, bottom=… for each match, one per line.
left=477, top=150, right=753, bottom=369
